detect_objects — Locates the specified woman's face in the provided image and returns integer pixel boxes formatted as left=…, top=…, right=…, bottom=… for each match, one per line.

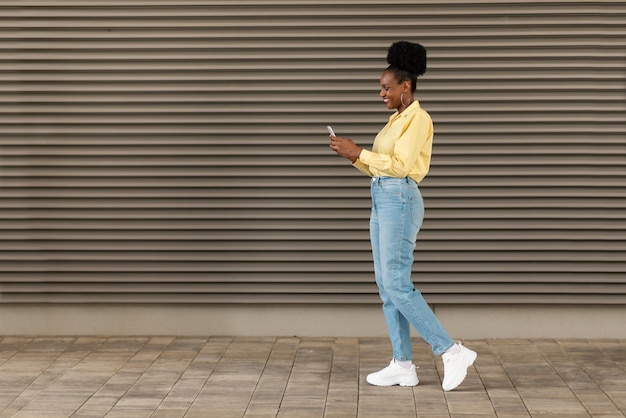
left=379, top=70, right=409, bottom=111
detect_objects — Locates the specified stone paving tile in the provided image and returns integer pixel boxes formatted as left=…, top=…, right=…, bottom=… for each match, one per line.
left=0, top=337, right=624, bottom=417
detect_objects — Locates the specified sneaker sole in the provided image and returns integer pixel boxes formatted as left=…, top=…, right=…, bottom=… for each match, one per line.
left=366, top=378, right=419, bottom=387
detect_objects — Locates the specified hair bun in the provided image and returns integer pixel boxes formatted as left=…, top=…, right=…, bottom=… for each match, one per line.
left=387, top=41, right=427, bottom=76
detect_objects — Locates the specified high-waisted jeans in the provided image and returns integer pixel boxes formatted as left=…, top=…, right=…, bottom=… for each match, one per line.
left=370, top=176, right=455, bottom=359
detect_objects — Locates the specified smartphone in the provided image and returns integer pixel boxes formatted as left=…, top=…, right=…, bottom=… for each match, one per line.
left=326, top=125, right=336, bottom=136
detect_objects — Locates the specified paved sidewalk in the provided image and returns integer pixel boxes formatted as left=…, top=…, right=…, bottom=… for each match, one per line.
left=0, top=337, right=624, bottom=417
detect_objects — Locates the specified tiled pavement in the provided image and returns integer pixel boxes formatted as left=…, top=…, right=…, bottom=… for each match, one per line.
left=0, top=337, right=625, bottom=417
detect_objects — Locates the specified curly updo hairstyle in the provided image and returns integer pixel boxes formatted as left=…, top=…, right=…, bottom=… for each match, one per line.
left=386, top=41, right=427, bottom=93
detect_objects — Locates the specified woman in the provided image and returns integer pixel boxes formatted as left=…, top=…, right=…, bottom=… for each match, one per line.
left=329, top=41, right=476, bottom=392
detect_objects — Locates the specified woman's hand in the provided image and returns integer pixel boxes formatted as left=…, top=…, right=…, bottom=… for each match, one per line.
left=329, top=135, right=362, bottom=163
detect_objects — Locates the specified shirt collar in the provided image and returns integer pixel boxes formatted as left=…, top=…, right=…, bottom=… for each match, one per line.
left=389, top=100, right=421, bottom=121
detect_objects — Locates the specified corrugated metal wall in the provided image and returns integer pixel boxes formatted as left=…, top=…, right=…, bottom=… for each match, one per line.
left=1, top=1, right=625, bottom=305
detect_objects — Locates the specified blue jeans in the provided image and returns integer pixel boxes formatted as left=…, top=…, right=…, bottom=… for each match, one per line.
left=370, top=176, right=455, bottom=359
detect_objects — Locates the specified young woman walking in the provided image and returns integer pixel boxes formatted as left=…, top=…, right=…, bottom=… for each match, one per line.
left=329, top=41, right=477, bottom=391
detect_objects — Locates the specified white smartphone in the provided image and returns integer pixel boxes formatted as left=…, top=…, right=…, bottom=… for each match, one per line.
left=326, top=125, right=336, bottom=136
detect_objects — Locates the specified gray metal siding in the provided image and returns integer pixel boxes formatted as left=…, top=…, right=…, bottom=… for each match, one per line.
left=1, top=1, right=625, bottom=304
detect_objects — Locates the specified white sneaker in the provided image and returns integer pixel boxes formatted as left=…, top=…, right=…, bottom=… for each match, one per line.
left=366, top=360, right=419, bottom=387
left=441, top=343, right=477, bottom=391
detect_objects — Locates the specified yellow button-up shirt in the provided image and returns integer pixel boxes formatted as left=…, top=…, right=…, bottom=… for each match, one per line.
left=353, top=100, right=433, bottom=183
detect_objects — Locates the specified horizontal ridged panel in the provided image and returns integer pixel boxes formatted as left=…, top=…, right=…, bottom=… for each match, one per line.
left=1, top=1, right=625, bottom=304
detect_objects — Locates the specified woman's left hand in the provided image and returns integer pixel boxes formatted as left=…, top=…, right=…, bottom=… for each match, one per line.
left=329, top=136, right=362, bottom=163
